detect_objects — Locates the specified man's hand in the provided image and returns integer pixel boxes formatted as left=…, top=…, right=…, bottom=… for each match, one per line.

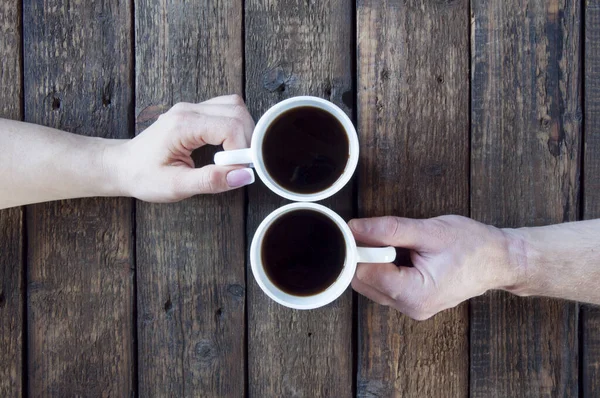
left=349, top=215, right=525, bottom=320
left=109, top=94, right=255, bottom=202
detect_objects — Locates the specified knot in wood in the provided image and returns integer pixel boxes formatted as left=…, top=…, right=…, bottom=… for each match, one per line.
left=227, top=284, right=244, bottom=297
left=263, top=66, right=288, bottom=93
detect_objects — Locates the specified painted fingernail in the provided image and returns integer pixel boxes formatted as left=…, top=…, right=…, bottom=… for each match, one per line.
left=227, top=168, right=255, bottom=188
left=349, top=219, right=368, bottom=234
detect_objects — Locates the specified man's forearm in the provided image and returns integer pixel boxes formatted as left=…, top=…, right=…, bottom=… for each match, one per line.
left=0, top=119, right=125, bottom=209
left=504, top=219, right=600, bottom=305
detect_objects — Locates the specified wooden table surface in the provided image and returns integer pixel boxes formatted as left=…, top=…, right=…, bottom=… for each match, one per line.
left=1, top=0, right=599, bottom=396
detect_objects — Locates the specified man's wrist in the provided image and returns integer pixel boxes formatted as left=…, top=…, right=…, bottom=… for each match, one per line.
left=498, top=228, right=536, bottom=296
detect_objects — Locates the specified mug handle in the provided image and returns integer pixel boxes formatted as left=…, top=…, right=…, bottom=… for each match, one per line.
left=214, top=148, right=253, bottom=166
left=356, top=246, right=396, bottom=263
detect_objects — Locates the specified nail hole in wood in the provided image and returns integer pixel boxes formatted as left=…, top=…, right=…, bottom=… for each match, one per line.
left=52, top=97, right=61, bottom=110
left=164, top=298, right=173, bottom=312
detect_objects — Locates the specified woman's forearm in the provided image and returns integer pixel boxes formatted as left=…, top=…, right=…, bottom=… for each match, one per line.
left=0, top=95, right=256, bottom=209
left=505, top=219, right=600, bottom=304
left=0, top=118, right=125, bottom=209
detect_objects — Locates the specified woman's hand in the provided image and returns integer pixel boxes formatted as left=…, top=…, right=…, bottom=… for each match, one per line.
left=0, top=94, right=255, bottom=209
left=110, top=94, right=255, bottom=202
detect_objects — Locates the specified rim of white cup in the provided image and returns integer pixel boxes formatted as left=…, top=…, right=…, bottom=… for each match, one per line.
left=250, top=202, right=358, bottom=310
left=249, top=96, right=359, bottom=202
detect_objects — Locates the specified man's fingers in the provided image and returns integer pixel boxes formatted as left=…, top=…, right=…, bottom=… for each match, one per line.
left=173, top=165, right=255, bottom=196
left=354, top=262, right=433, bottom=320
left=351, top=277, right=395, bottom=307
left=349, top=216, right=429, bottom=250
left=355, top=262, right=424, bottom=299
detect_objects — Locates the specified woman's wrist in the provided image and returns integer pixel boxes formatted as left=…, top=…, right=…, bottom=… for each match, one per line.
left=98, top=138, right=131, bottom=198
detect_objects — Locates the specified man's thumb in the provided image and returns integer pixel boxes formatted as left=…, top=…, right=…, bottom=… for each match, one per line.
left=349, top=216, right=427, bottom=249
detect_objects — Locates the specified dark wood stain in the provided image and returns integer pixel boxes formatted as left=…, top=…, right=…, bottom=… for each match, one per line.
left=245, top=0, right=354, bottom=396
left=357, top=0, right=470, bottom=396
left=583, top=0, right=600, bottom=395
left=134, top=0, right=246, bottom=396
left=470, top=0, right=581, bottom=396
left=22, top=0, right=135, bottom=396
left=0, top=1, right=23, bottom=396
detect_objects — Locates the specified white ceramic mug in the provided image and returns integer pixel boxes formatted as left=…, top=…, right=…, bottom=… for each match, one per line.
left=214, top=96, right=359, bottom=202
left=250, top=203, right=396, bottom=310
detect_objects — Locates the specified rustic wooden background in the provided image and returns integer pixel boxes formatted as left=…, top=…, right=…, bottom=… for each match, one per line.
left=0, top=0, right=598, bottom=396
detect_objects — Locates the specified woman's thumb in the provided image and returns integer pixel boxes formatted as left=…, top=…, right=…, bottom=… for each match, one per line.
left=177, top=166, right=254, bottom=195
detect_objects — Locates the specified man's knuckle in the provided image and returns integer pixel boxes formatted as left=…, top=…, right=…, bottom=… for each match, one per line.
left=355, top=267, right=371, bottom=283
left=429, top=217, right=461, bottom=244
left=371, top=295, right=390, bottom=307
left=382, top=216, right=401, bottom=238
left=401, top=293, right=431, bottom=315
left=414, top=302, right=429, bottom=316
left=410, top=310, right=431, bottom=321
left=390, top=289, right=404, bottom=303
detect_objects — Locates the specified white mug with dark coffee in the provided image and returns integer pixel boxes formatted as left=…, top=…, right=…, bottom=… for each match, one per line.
left=251, top=203, right=396, bottom=310
left=215, top=96, right=395, bottom=309
left=214, top=96, right=358, bottom=201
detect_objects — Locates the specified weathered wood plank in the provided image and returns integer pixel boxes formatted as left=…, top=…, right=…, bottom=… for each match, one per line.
left=135, top=1, right=246, bottom=396
left=583, top=0, right=600, bottom=395
left=470, top=0, right=581, bottom=396
left=0, top=209, right=22, bottom=397
left=582, top=307, right=600, bottom=396
left=23, top=1, right=134, bottom=395
left=0, top=1, right=23, bottom=396
left=245, top=0, right=354, bottom=396
left=356, top=1, right=470, bottom=396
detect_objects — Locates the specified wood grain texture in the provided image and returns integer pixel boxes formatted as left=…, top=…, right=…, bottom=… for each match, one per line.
left=0, top=1, right=23, bottom=396
left=135, top=1, right=245, bottom=396
left=583, top=0, right=600, bottom=395
left=23, top=1, right=134, bottom=395
left=582, top=306, right=600, bottom=397
left=470, top=0, right=581, bottom=396
left=245, top=0, right=354, bottom=396
left=356, top=1, right=469, bottom=396
left=0, top=208, right=22, bottom=397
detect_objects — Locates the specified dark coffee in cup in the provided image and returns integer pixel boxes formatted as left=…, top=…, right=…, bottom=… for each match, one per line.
left=261, top=209, right=346, bottom=296
left=262, top=106, right=349, bottom=194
